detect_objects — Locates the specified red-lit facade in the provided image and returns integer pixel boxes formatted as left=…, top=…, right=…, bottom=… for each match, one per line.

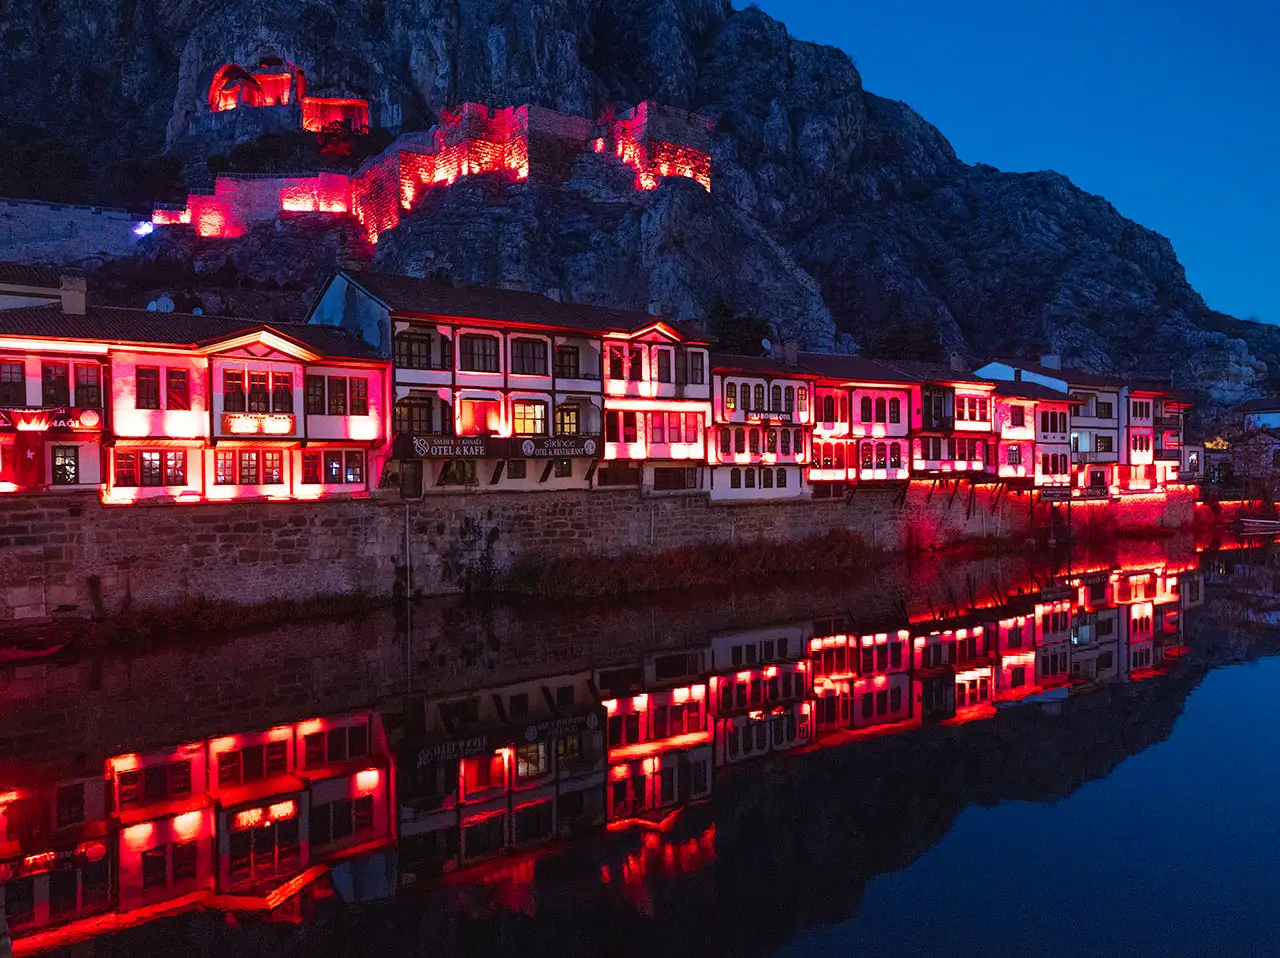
left=1, top=712, right=392, bottom=948
left=708, top=355, right=814, bottom=499
left=0, top=553, right=1206, bottom=947
left=0, top=302, right=389, bottom=502
left=158, top=99, right=711, bottom=246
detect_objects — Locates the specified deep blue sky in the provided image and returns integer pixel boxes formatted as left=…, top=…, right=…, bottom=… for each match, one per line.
left=755, top=0, right=1279, bottom=324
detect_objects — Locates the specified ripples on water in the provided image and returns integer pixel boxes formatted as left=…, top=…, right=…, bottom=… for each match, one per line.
left=1, top=535, right=1278, bottom=957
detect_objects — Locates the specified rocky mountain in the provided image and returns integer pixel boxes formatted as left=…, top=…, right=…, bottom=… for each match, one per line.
left=0, top=0, right=1271, bottom=413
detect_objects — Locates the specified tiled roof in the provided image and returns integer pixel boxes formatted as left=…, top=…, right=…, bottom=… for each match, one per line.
left=0, top=304, right=378, bottom=359
left=799, top=353, right=991, bottom=385
left=345, top=271, right=671, bottom=336
left=991, top=359, right=1125, bottom=387
left=796, top=352, right=903, bottom=383
left=0, top=261, right=75, bottom=289
left=711, top=353, right=812, bottom=376
left=993, top=381, right=1081, bottom=402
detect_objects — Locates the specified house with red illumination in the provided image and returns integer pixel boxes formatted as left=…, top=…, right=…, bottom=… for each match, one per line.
left=706, top=625, right=813, bottom=766
left=308, top=269, right=711, bottom=497
left=0, top=294, right=388, bottom=502
left=976, top=357, right=1192, bottom=496
left=992, top=382, right=1077, bottom=488
left=797, top=353, right=914, bottom=496
left=707, top=354, right=813, bottom=499
left=396, top=670, right=607, bottom=876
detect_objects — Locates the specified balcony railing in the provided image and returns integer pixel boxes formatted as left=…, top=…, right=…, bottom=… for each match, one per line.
left=1154, top=415, right=1181, bottom=430
left=1154, top=448, right=1182, bottom=461
left=1076, top=450, right=1119, bottom=464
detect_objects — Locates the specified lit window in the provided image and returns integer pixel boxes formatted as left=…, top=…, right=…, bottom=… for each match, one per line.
left=51, top=446, right=79, bottom=485
left=514, top=401, right=548, bottom=435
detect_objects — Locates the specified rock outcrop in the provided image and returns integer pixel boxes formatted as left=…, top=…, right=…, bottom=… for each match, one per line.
left=0, top=0, right=1269, bottom=413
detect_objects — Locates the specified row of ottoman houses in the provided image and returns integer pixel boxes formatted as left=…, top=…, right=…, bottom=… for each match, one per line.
left=1, top=553, right=1202, bottom=947
left=0, top=265, right=1198, bottom=504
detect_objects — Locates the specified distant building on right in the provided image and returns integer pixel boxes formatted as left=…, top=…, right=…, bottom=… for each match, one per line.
left=974, top=355, right=1192, bottom=495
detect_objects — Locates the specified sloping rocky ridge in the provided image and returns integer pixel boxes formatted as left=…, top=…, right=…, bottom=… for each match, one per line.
left=1, top=0, right=1271, bottom=412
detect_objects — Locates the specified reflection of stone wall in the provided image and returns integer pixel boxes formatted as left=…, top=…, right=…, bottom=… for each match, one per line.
left=0, top=484, right=1196, bottom=621
left=0, top=551, right=1034, bottom=780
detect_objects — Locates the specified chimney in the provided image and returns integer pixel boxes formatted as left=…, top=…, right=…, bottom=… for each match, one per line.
left=501, top=279, right=525, bottom=292
left=949, top=351, right=966, bottom=374
left=783, top=341, right=798, bottom=365
left=60, top=274, right=86, bottom=315
left=544, top=287, right=562, bottom=303
left=1039, top=354, right=1061, bottom=370
left=647, top=299, right=662, bottom=317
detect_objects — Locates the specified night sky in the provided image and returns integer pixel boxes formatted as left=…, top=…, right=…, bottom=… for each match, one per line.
left=757, top=0, right=1278, bottom=325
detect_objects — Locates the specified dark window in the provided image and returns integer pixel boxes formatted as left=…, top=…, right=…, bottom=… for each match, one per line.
left=224, top=370, right=246, bottom=412
left=49, top=868, right=77, bottom=917
left=135, top=367, right=160, bottom=410
left=51, top=446, right=79, bottom=485
left=394, top=334, right=434, bottom=370
left=272, top=373, right=293, bottom=413
left=344, top=451, right=364, bottom=484
left=302, top=452, right=321, bottom=484
left=554, top=346, right=580, bottom=378
left=324, top=452, right=343, bottom=484
left=141, top=846, right=168, bottom=889
left=554, top=458, right=572, bottom=478
left=460, top=334, right=500, bottom=372
left=161, top=369, right=189, bottom=411
left=42, top=362, right=70, bottom=407
left=347, top=378, right=368, bottom=416
left=889, top=398, right=901, bottom=423
left=354, top=795, right=375, bottom=832
left=657, top=351, right=673, bottom=383
left=4, top=876, right=35, bottom=926
left=172, top=841, right=198, bottom=881
left=115, top=451, right=139, bottom=487
left=55, top=783, right=85, bottom=828
left=395, top=399, right=433, bottom=435
left=73, top=365, right=101, bottom=407
left=511, top=338, right=548, bottom=376
left=248, top=371, right=269, bottom=412
left=506, top=459, right=527, bottom=479
left=306, top=376, right=325, bottom=414
left=327, top=377, right=347, bottom=415
left=0, top=360, right=24, bottom=405
left=689, top=351, right=705, bottom=385
left=654, top=467, right=697, bottom=491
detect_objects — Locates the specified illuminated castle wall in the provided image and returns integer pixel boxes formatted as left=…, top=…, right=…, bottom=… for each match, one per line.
left=154, top=101, right=713, bottom=244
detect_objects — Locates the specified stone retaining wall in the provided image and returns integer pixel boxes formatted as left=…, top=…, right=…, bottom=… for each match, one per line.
left=0, top=483, right=1196, bottom=622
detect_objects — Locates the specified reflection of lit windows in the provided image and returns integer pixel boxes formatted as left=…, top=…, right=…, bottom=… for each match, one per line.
left=516, top=742, right=549, bottom=781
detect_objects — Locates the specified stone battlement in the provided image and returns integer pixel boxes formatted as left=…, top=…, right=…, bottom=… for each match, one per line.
left=153, top=100, right=714, bottom=245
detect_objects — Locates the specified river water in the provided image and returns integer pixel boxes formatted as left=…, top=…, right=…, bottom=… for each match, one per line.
left=1, top=535, right=1277, bottom=957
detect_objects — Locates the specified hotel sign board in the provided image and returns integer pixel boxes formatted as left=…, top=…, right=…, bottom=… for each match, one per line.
left=397, top=435, right=492, bottom=459
left=503, top=435, right=601, bottom=458
left=221, top=413, right=297, bottom=436
left=0, top=407, right=103, bottom=432
left=1039, top=486, right=1072, bottom=502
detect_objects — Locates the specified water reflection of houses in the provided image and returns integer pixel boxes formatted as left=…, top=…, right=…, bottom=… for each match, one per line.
left=1, top=712, right=395, bottom=950
left=396, top=670, right=607, bottom=879
left=0, top=552, right=1207, bottom=951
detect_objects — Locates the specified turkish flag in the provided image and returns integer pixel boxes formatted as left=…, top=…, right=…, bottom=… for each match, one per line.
left=1, top=432, right=45, bottom=489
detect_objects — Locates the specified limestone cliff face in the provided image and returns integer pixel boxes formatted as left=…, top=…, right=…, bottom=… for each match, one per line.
left=0, top=0, right=1269, bottom=409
